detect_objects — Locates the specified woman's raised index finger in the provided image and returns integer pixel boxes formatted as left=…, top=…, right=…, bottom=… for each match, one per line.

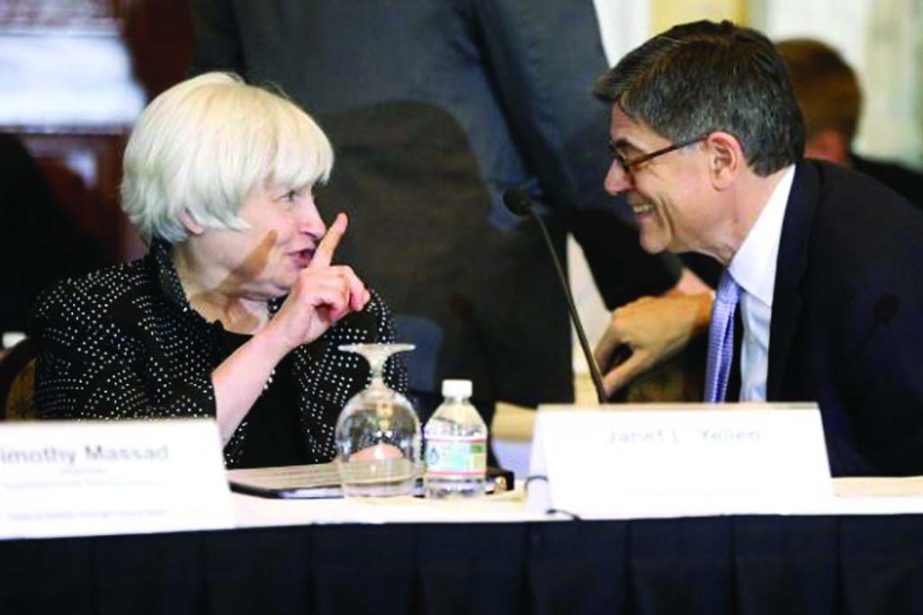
left=310, top=212, right=348, bottom=268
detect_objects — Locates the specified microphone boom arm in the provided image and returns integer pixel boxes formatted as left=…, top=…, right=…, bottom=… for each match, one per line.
left=527, top=209, right=609, bottom=404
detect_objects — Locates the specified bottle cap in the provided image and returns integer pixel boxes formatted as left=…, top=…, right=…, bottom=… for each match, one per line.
left=441, top=379, right=472, bottom=398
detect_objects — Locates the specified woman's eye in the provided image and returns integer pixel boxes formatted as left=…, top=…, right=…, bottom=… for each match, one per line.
left=281, top=190, right=298, bottom=202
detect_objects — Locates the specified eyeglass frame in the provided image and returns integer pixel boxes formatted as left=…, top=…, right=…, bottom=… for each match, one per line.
left=609, top=133, right=711, bottom=175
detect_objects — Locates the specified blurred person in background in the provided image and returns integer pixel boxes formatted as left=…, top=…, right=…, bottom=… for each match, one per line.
left=777, top=38, right=923, bottom=208
left=0, top=133, right=108, bottom=340
left=191, top=0, right=712, bottom=432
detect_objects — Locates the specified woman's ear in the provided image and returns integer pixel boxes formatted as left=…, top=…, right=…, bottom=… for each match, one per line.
left=178, top=210, right=205, bottom=236
left=706, top=132, right=743, bottom=190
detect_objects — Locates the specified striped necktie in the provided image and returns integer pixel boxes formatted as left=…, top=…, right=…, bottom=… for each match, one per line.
left=704, top=270, right=741, bottom=403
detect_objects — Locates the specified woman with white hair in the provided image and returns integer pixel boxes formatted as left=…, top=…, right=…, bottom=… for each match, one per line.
left=31, top=72, right=407, bottom=468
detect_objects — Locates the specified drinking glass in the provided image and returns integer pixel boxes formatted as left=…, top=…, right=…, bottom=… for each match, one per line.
left=335, top=343, right=420, bottom=497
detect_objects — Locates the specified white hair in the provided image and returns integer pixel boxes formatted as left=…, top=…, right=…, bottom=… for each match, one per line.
left=121, top=72, right=334, bottom=243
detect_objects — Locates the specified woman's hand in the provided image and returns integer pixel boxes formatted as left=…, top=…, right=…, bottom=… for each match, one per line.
left=265, top=213, right=371, bottom=352
left=212, top=213, right=370, bottom=444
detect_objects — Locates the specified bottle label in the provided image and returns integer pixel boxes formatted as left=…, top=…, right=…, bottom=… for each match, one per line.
left=425, top=437, right=487, bottom=477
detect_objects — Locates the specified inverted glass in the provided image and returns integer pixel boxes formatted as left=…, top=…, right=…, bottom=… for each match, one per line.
left=334, top=343, right=420, bottom=497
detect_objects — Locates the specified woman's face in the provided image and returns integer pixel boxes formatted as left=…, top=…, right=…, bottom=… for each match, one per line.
left=197, top=182, right=328, bottom=299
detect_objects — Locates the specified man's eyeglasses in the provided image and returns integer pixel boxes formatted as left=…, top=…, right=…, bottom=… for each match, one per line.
left=609, top=134, right=710, bottom=174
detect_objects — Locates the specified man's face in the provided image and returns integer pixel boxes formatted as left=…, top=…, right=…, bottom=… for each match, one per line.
left=604, top=106, right=716, bottom=255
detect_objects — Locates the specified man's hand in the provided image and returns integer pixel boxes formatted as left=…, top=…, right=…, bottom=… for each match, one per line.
left=594, top=292, right=713, bottom=398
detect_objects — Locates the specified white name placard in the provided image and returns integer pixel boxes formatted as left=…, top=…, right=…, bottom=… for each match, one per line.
left=0, top=419, right=233, bottom=540
left=528, top=403, right=833, bottom=519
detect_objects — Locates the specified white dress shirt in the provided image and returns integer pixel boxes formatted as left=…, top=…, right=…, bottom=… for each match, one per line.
left=727, top=165, right=795, bottom=401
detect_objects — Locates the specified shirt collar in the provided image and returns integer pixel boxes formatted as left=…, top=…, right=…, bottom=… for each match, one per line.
left=149, top=239, right=191, bottom=311
left=728, top=165, right=795, bottom=307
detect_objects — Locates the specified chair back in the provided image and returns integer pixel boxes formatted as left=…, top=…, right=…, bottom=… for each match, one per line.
left=0, top=337, right=38, bottom=420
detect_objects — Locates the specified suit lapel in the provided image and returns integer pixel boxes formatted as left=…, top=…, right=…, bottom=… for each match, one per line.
left=767, top=162, right=819, bottom=399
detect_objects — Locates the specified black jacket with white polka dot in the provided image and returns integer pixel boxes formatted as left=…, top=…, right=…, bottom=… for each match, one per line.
left=30, top=240, right=408, bottom=467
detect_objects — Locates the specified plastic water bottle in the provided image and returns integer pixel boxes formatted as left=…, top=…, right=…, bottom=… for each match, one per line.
left=424, top=379, right=487, bottom=498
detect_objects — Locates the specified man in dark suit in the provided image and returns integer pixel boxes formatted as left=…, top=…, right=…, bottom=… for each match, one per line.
left=776, top=38, right=923, bottom=208
left=191, top=0, right=707, bottom=426
left=594, top=20, right=923, bottom=476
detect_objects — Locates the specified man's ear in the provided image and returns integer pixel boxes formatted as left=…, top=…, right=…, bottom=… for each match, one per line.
left=178, top=210, right=205, bottom=236
left=705, top=132, right=743, bottom=190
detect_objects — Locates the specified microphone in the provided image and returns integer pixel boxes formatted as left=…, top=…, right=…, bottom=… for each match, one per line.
left=502, top=188, right=609, bottom=404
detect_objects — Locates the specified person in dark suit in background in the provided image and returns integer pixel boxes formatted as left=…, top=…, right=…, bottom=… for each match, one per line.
left=595, top=20, right=923, bottom=476
left=191, top=0, right=710, bottom=428
left=777, top=38, right=923, bottom=208
left=0, top=133, right=108, bottom=338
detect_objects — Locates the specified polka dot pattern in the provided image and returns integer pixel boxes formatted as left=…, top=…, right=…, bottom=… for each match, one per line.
left=31, top=240, right=408, bottom=466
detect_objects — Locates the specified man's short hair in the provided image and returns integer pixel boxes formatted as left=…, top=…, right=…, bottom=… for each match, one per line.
left=593, top=20, right=805, bottom=177
left=121, top=72, right=333, bottom=243
left=776, top=38, right=862, bottom=143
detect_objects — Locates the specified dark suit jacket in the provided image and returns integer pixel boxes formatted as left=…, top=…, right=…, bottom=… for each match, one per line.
left=852, top=153, right=923, bottom=210
left=769, top=160, right=923, bottom=476
left=0, top=134, right=108, bottom=333
left=31, top=241, right=406, bottom=468
left=191, top=0, right=680, bottom=407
